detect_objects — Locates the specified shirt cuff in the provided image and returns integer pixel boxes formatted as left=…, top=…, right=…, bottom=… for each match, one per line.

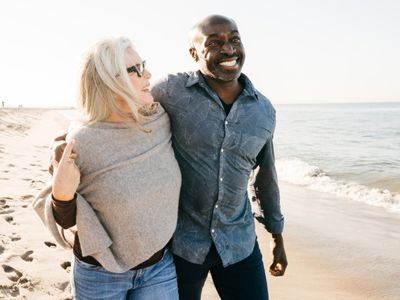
left=52, top=193, right=77, bottom=205
left=264, top=218, right=284, bottom=234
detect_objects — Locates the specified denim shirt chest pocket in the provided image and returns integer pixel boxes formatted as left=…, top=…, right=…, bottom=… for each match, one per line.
left=231, top=110, right=274, bottom=164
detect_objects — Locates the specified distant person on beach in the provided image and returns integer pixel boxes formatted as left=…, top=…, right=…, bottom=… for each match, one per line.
left=151, top=14, right=288, bottom=300
left=34, top=37, right=181, bottom=299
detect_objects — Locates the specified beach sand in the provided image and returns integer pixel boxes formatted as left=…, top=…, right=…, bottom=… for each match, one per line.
left=0, top=108, right=72, bottom=299
left=1, top=108, right=399, bottom=299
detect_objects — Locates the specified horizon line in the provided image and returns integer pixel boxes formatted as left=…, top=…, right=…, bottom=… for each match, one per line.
left=1, top=100, right=400, bottom=109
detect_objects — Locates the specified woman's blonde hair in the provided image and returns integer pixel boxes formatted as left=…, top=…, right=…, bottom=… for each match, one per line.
left=78, top=37, right=155, bottom=124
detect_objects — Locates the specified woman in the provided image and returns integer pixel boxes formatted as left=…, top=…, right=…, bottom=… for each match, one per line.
left=41, top=37, right=181, bottom=299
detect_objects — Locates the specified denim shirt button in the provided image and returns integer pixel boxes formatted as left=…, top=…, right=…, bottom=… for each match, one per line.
left=220, top=177, right=223, bottom=181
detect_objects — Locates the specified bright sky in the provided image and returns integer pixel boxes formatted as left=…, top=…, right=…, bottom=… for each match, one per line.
left=1, top=0, right=399, bottom=107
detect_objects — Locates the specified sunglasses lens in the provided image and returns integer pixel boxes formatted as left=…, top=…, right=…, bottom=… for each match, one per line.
left=127, top=61, right=146, bottom=77
left=138, top=61, right=146, bottom=76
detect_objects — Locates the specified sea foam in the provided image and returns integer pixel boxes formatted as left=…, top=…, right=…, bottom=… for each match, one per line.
left=276, top=158, right=400, bottom=213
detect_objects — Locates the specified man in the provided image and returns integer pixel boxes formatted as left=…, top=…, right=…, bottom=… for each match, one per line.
left=151, top=15, right=287, bottom=300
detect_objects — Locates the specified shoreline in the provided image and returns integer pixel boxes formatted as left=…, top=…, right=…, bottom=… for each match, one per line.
left=205, top=182, right=400, bottom=299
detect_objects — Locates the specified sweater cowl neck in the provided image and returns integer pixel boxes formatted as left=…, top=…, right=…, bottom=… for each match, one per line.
left=85, top=105, right=163, bottom=130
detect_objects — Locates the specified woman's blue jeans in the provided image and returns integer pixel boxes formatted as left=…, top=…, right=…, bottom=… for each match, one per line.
left=72, top=249, right=179, bottom=300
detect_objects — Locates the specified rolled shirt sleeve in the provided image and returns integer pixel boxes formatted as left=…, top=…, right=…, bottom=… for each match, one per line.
left=52, top=194, right=77, bottom=229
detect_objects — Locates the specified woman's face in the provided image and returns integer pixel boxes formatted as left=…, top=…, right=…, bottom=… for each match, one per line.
left=121, top=48, right=154, bottom=108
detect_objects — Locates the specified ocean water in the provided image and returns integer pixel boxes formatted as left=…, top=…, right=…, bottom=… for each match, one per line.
left=274, top=102, right=400, bottom=213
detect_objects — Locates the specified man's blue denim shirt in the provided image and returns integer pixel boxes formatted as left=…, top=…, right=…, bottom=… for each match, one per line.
left=151, top=71, right=284, bottom=267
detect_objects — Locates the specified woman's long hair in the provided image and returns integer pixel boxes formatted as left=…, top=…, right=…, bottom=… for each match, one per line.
left=78, top=37, right=156, bottom=125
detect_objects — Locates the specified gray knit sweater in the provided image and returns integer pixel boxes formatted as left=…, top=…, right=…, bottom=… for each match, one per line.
left=33, top=106, right=181, bottom=272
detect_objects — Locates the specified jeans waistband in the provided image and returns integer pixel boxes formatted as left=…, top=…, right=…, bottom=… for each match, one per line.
left=74, top=247, right=166, bottom=270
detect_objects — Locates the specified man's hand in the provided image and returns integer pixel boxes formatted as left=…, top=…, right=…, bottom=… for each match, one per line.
left=269, top=233, right=288, bottom=276
left=48, top=133, right=68, bottom=175
left=52, top=140, right=80, bottom=201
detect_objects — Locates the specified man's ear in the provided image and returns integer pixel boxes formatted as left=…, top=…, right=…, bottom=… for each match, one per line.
left=189, top=47, right=199, bottom=62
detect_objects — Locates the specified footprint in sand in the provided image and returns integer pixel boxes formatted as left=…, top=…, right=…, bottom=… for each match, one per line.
left=7, top=163, right=15, bottom=168
left=30, top=180, right=45, bottom=188
left=4, top=215, right=14, bottom=223
left=21, top=250, right=34, bottom=262
left=10, top=233, right=21, bottom=242
left=60, top=261, right=71, bottom=270
left=0, top=198, right=10, bottom=208
left=1, top=264, right=33, bottom=295
left=0, top=245, right=5, bottom=255
left=44, top=241, right=56, bottom=248
left=21, top=194, right=33, bottom=201
left=0, top=209, right=15, bottom=215
left=0, top=285, right=20, bottom=297
left=55, top=281, right=70, bottom=292
left=2, top=264, right=23, bottom=282
left=3, top=215, right=16, bottom=225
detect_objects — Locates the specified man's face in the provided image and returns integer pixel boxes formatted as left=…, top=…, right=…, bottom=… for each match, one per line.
left=191, top=19, right=245, bottom=82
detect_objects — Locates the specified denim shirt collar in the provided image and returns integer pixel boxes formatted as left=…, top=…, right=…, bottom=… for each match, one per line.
left=186, top=70, right=259, bottom=101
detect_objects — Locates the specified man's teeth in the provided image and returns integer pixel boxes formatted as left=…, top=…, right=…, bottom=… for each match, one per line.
left=220, top=60, right=237, bottom=67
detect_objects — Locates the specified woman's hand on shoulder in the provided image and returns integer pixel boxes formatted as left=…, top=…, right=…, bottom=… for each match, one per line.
left=52, top=139, right=81, bottom=201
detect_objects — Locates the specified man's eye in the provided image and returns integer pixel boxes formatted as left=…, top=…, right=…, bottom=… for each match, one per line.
left=232, top=37, right=241, bottom=44
left=207, top=41, right=220, bottom=47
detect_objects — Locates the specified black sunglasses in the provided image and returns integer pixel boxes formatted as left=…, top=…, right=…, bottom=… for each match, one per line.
left=126, top=60, right=146, bottom=77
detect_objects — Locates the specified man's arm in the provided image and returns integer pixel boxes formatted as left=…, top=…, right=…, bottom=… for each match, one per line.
left=48, top=133, right=67, bottom=175
left=250, top=138, right=288, bottom=276
left=49, top=138, right=80, bottom=229
left=52, top=194, right=77, bottom=229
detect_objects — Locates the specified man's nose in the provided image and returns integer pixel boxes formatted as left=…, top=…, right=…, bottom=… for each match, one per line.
left=220, top=42, right=235, bottom=55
